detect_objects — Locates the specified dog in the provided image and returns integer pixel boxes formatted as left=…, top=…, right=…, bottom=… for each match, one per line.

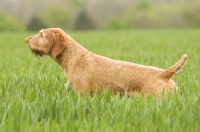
left=25, top=28, right=187, bottom=96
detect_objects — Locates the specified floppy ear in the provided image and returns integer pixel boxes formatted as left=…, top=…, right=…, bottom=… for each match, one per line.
left=51, top=31, right=66, bottom=59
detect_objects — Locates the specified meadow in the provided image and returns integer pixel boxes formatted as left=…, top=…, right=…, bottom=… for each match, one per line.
left=0, top=30, right=200, bottom=132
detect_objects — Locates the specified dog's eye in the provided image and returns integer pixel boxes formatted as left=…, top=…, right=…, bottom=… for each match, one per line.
left=39, top=31, right=46, bottom=37
left=40, top=32, right=43, bottom=37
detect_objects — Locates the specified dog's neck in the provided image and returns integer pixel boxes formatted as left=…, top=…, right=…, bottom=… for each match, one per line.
left=51, top=40, right=88, bottom=73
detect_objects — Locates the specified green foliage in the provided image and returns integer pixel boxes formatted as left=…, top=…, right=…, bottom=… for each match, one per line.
left=102, top=17, right=133, bottom=30
left=0, top=13, right=24, bottom=32
left=74, top=11, right=95, bottom=30
left=124, top=4, right=189, bottom=29
left=135, top=0, right=151, bottom=11
left=70, top=0, right=82, bottom=6
left=0, top=30, right=200, bottom=131
left=41, top=6, right=70, bottom=30
left=184, top=5, right=200, bottom=27
left=102, top=2, right=200, bottom=29
left=27, top=16, right=47, bottom=31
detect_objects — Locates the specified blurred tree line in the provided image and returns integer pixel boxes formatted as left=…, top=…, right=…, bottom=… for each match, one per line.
left=0, top=0, right=199, bottom=31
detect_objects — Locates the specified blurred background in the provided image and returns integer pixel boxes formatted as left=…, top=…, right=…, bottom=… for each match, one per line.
left=0, top=0, right=200, bottom=31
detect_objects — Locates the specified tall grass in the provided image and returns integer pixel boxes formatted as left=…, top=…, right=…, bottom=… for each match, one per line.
left=0, top=30, right=200, bottom=132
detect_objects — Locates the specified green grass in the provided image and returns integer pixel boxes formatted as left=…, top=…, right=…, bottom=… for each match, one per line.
left=0, top=30, right=200, bottom=132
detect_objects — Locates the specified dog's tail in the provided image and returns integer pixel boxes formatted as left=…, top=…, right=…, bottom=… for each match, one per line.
left=160, top=54, right=188, bottom=79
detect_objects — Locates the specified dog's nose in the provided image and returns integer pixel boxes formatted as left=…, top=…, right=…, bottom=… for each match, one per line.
left=25, top=38, right=29, bottom=43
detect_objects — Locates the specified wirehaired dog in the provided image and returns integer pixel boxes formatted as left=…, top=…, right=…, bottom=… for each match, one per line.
left=25, top=28, right=187, bottom=96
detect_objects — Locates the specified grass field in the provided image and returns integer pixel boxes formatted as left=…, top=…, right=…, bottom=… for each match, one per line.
left=0, top=30, right=200, bottom=132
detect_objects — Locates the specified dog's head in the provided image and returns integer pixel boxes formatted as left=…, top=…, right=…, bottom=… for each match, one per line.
left=25, top=28, right=67, bottom=59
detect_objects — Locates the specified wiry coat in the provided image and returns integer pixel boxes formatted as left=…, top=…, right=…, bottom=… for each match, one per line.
left=25, top=28, right=187, bottom=96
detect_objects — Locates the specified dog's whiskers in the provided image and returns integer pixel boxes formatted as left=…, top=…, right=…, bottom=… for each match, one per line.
left=31, top=49, right=44, bottom=57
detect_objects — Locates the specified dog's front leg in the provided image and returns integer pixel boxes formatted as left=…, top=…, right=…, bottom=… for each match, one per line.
left=64, top=72, right=70, bottom=90
left=65, top=80, right=70, bottom=89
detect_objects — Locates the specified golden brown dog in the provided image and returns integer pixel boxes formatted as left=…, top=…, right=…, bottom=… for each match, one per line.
left=25, top=28, right=187, bottom=96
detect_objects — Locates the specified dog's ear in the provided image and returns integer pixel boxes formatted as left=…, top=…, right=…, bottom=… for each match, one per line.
left=51, top=31, right=66, bottom=59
